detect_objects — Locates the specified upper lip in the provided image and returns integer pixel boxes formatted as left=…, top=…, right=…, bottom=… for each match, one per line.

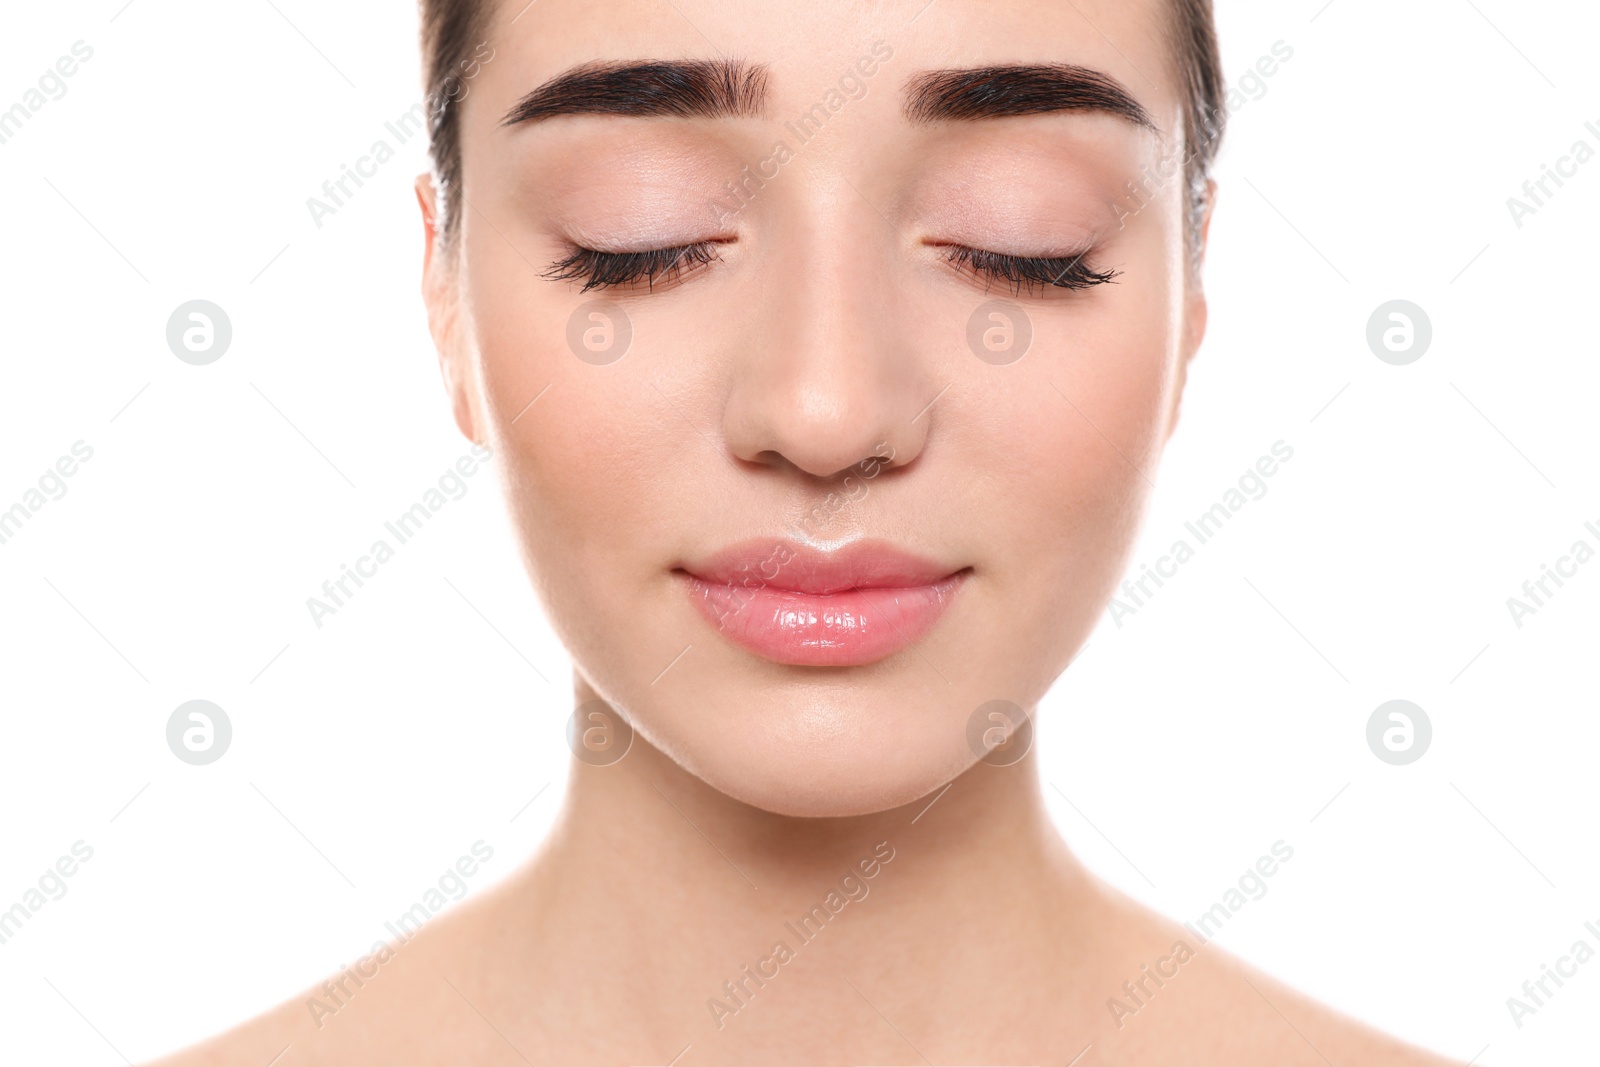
left=678, top=538, right=963, bottom=596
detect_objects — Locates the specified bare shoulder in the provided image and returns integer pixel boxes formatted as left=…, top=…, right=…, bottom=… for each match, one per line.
left=1179, top=950, right=1462, bottom=1066
left=137, top=893, right=493, bottom=1067
left=139, top=994, right=311, bottom=1067
left=1086, top=885, right=1462, bottom=1067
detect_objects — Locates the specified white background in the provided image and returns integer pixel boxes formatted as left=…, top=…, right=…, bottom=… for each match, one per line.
left=1, top=0, right=1596, bottom=1063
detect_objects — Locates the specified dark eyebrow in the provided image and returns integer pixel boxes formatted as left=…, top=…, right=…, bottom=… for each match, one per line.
left=904, top=64, right=1155, bottom=130
left=501, top=59, right=770, bottom=127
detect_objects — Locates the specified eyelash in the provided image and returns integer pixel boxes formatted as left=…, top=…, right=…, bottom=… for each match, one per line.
left=942, top=246, right=1119, bottom=295
left=544, top=243, right=721, bottom=292
left=543, top=241, right=1119, bottom=295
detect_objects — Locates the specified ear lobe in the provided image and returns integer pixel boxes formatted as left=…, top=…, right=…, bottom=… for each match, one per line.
left=415, top=173, right=482, bottom=445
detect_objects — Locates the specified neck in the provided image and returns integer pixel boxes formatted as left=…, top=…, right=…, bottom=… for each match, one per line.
left=496, top=682, right=1112, bottom=1059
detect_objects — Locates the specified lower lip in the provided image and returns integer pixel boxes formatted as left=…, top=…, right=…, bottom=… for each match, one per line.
left=679, top=571, right=967, bottom=667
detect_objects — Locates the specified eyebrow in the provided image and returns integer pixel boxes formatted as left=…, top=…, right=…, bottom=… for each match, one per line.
left=904, top=65, right=1155, bottom=130
left=501, top=59, right=770, bottom=127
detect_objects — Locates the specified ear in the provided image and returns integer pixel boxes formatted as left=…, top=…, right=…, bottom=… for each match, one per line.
left=1165, top=179, right=1217, bottom=443
left=416, top=173, right=484, bottom=445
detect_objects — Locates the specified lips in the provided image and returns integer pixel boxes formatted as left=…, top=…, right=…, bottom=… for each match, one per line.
left=677, top=539, right=967, bottom=667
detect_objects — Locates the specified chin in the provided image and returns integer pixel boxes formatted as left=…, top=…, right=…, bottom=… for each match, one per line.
left=631, top=682, right=986, bottom=818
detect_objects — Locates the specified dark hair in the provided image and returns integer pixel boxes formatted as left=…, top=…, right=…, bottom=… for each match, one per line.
left=419, top=0, right=1225, bottom=258
left=1168, top=0, right=1227, bottom=263
left=419, top=0, right=492, bottom=248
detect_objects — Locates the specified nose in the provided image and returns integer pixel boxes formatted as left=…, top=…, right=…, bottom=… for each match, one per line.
left=721, top=234, right=934, bottom=480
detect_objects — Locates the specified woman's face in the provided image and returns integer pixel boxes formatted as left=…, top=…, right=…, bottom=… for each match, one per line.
left=424, top=0, right=1207, bottom=816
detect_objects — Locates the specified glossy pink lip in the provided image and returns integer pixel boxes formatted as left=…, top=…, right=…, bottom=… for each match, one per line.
left=676, top=540, right=967, bottom=667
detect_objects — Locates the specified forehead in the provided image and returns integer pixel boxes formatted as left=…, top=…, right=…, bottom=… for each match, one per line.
left=464, top=0, right=1183, bottom=139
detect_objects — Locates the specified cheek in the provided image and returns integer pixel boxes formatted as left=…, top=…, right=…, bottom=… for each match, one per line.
left=1044, top=304, right=1175, bottom=446
left=982, top=256, right=1183, bottom=611
left=461, top=247, right=675, bottom=605
left=1049, top=304, right=1178, bottom=482
left=1058, top=223, right=1186, bottom=472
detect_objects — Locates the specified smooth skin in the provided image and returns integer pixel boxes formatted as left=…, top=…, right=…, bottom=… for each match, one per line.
left=147, top=0, right=1462, bottom=1064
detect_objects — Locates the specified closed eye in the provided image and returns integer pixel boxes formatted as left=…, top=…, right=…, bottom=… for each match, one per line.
left=941, top=245, right=1119, bottom=295
left=543, top=240, right=1118, bottom=295
left=544, top=241, right=722, bottom=292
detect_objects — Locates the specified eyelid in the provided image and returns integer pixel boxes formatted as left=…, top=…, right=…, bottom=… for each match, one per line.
left=938, top=243, right=1119, bottom=295
left=544, top=240, right=724, bottom=292
left=542, top=236, right=1118, bottom=295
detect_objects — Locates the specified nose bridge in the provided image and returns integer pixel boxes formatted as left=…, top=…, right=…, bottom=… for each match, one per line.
left=722, top=215, right=931, bottom=479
